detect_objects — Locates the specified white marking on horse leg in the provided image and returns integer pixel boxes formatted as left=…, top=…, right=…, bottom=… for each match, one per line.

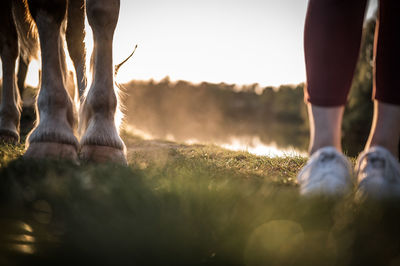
left=25, top=0, right=78, bottom=161
left=0, top=1, right=21, bottom=143
left=79, top=0, right=126, bottom=164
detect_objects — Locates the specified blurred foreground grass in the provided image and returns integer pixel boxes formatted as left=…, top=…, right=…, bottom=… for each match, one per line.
left=1, top=132, right=400, bottom=266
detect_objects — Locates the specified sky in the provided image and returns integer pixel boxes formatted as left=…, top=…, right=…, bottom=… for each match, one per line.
left=4, top=0, right=378, bottom=88
left=112, top=0, right=378, bottom=87
left=113, top=0, right=309, bottom=87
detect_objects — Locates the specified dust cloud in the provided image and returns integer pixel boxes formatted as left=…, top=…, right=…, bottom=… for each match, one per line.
left=120, top=78, right=309, bottom=156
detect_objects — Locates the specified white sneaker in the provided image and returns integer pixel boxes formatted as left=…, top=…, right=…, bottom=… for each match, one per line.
left=355, top=146, right=400, bottom=200
left=297, top=146, right=353, bottom=196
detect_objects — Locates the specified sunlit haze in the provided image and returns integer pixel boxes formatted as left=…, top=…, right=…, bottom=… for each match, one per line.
left=126, top=125, right=307, bottom=157
left=2, top=0, right=378, bottom=88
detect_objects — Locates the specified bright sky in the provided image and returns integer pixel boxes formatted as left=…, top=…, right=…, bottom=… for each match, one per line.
left=3, top=0, right=378, bottom=88
left=113, top=0, right=309, bottom=87
left=113, top=0, right=377, bottom=87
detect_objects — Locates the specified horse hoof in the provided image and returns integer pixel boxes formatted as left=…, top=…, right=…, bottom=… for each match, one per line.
left=0, top=129, right=19, bottom=144
left=24, top=142, right=79, bottom=163
left=80, top=145, right=127, bottom=165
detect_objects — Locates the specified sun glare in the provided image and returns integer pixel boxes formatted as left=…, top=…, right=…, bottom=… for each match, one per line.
left=125, top=125, right=305, bottom=158
left=219, top=137, right=306, bottom=158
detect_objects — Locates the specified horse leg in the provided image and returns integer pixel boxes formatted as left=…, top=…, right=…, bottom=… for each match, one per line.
left=25, top=0, right=79, bottom=161
left=0, top=0, right=22, bottom=143
left=79, top=0, right=127, bottom=164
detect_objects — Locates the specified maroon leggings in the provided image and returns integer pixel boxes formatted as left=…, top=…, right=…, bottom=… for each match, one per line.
left=304, top=0, right=400, bottom=107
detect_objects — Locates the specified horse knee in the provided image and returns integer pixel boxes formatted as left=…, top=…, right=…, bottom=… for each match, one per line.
left=27, top=0, right=67, bottom=26
left=86, top=0, right=120, bottom=35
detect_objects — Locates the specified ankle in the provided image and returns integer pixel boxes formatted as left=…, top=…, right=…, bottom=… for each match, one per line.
left=307, top=104, right=344, bottom=156
left=309, top=141, right=342, bottom=155
left=365, top=142, right=399, bottom=159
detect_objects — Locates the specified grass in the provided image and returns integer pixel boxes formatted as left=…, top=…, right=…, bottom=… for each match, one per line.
left=1, top=132, right=400, bottom=266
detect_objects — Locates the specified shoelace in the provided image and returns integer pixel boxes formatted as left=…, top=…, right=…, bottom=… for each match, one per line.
left=319, top=152, right=336, bottom=163
left=356, top=148, right=400, bottom=183
left=298, top=149, right=349, bottom=183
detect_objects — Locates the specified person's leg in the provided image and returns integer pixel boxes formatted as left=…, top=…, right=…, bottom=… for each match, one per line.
left=356, top=1, right=400, bottom=199
left=298, top=0, right=367, bottom=195
left=304, top=0, right=367, bottom=155
left=307, top=105, right=344, bottom=154
left=365, top=0, right=400, bottom=158
left=356, top=101, right=400, bottom=200
left=365, top=102, right=400, bottom=158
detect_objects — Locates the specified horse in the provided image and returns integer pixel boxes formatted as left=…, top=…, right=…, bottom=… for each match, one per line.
left=0, top=0, right=127, bottom=164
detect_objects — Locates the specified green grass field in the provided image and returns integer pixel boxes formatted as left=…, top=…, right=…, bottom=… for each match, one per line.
left=1, top=132, right=400, bottom=266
